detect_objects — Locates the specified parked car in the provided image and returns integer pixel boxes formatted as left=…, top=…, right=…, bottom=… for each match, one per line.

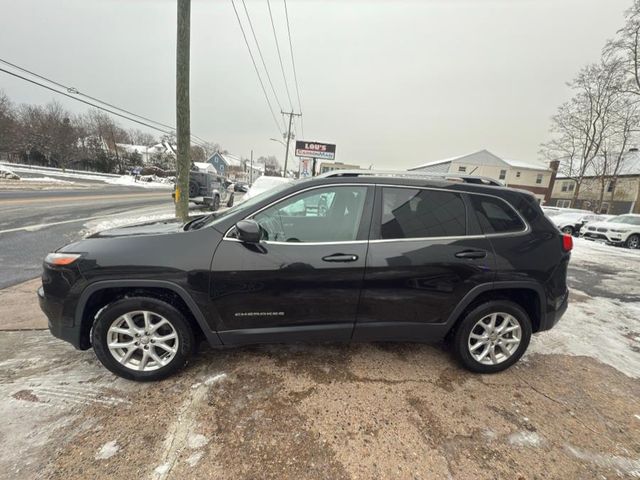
left=175, top=170, right=234, bottom=211
left=580, top=214, right=640, bottom=248
left=39, top=170, right=571, bottom=381
left=541, top=206, right=591, bottom=218
left=234, top=181, right=249, bottom=193
left=244, top=175, right=294, bottom=200
left=551, top=212, right=611, bottom=236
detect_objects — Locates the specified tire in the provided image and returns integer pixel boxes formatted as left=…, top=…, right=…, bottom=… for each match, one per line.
left=452, top=300, right=532, bottom=374
left=210, top=195, right=220, bottom=211
left=92, top=297, right=195, bottom=381
left=227, top=193, right=235, bottom=208
left=561, top=226, right=574, bottom=235
left=626, top=234, right=640, bottom=249
left=188, top=181, right=198, bottom=197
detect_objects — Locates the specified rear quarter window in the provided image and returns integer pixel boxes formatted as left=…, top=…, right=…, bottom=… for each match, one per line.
left=469, top=194, right=526, bottom=234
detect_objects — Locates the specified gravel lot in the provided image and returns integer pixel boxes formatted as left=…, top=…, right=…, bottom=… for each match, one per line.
left=0, top=239, right=639, bottom=480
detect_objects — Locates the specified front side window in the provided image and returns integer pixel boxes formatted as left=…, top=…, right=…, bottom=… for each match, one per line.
left=253, top=186, right=368, bottom=243
left=379, top=188, right=466, bottom=239
left=470, top=194, right=525, bottom=234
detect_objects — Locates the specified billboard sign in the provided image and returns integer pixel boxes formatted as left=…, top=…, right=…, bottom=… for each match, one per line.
left=295, top=141, right=336, bottom=160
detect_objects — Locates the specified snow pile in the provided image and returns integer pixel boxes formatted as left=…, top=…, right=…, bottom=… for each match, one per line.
left=95, top=440, right=119, bottom=460
left=105, top=174, right=174, bottom=189
left=0, top=167, right=20, bottom=180
left=82, top=211, right=175, bottom=236
left=529, top=238, right=640, bottom=378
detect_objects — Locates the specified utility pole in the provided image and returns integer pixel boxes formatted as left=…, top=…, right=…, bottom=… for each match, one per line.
left=281, top=110, right=301, bottom=178
left=175, top=0, right=191, bottom=221
left=250, top=149, right=254, bottom=184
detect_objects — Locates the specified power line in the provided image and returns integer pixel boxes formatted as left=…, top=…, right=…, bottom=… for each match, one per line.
left=267, top=0, right=294, bottom=111
left=0, top=58, right=211, bottom=148
left=0, top=66, right=175, bottom=135
left=240, top=0, right=286, bottom=131
left=283, top=0, right=304, bottom=138
left=230, top=0, right=283, bottom=135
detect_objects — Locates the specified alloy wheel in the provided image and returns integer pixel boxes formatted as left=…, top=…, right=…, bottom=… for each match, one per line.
left=106, top=310, right=179, bottom=372
left=467, top=312, right=522, bottom=366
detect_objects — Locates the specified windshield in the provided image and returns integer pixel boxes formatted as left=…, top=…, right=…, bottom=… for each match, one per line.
left=201, top=180, right=295, bottom=228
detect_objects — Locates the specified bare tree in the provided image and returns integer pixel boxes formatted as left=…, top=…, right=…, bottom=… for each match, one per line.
left=595, top=95, right=640, bottom=210
left=127, top=129, right=157, bottom=146
left=541, top=60, right=624, bottom=206
left=604, top=0, right=640, bottom=96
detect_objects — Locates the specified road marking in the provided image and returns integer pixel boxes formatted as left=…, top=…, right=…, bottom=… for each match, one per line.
left=0, top=206, right=173, bottom=235
left=0, top=191, right=168, bottom=206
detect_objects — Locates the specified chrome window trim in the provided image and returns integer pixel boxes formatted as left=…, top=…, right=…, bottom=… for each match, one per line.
left=223, top=183, right=374, bottom=244
left=222, top=181, right=531, bottom=244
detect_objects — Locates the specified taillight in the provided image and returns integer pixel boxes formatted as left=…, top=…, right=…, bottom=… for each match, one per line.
left=562, top=234, right=573, bottom=252
left=44, top=253, right=82, bottom=266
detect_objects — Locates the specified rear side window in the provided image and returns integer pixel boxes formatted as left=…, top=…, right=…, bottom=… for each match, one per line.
left=379, top=187, right=466, bottom=239
left=469, top=194, right=525, bottom=234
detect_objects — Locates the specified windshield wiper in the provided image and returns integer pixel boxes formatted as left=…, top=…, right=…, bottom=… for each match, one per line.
left=185, top=213, right=215, bottom=231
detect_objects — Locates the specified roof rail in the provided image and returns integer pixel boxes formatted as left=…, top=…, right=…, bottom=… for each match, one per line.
left=318, top=169, right=504, bottom=186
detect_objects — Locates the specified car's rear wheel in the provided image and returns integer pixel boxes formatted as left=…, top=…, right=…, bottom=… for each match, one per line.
left=210, top=195, right=220, bottom=211
left=453, top=300, right=531, bottom=373
left=92, top=297, right=195, bottom=381
left=188, top=181, right=198, bottom=197
left=227, top=193, right=234, bottom=207
left=626, top=234, right=640, bottom=249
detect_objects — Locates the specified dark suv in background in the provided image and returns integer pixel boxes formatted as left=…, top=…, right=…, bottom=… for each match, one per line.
left=39, top=171, right=571, bottom=381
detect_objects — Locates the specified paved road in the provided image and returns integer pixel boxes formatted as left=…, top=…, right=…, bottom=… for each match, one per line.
left=0, top=184, right=173, bottom=289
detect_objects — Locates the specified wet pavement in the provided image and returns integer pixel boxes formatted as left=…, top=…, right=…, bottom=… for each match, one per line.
left=0, top=239, right=639, bottom=479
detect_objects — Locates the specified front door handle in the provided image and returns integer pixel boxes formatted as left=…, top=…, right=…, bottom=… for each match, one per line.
left=322, top=253, right=359, bottom=262
left=455, top=249, right=487, bottom=259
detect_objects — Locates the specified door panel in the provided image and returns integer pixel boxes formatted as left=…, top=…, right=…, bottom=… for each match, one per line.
left=211, top=240, right=368, bottom=335
left=353, top=186, right=496, bottom=342
left=354, top=237, right=495, bottom=342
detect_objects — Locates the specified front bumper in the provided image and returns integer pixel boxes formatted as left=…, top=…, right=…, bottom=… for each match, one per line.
left=580, top=230, right=626, bottom=244
left=38, top=286, right=85, bottom=350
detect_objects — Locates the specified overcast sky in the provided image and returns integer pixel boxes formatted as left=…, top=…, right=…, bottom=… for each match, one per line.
left=0, top=0, right=631, bottom=169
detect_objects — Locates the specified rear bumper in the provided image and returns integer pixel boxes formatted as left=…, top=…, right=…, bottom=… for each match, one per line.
left=537, top=289, right=569, bottom=332
left=38, top=286, right=85, bottom=350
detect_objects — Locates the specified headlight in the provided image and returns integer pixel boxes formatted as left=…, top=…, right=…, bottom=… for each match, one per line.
left=610, top=229, right=630, bottom=233
left=44, top=253, right=82, bottom=266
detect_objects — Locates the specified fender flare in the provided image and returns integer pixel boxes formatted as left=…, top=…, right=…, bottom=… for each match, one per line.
left=75, top=279, right=222, bottom=347
left=445, top=281, right=546, bottom=330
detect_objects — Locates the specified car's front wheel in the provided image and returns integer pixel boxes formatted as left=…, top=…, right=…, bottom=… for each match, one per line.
left=453, top=300, right=532, bottom=373
left=92, top=297, right=195, bottom=381
left=561, top=226, right=574, bottom=235
left=626, top=234, right=640, bottom=249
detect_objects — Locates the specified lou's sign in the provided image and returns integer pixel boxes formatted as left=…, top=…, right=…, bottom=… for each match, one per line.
left=295, top=141, right=336, bottom=160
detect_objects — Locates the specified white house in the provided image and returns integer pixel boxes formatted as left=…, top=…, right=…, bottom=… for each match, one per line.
left=409, top=149, right=559, bottom=203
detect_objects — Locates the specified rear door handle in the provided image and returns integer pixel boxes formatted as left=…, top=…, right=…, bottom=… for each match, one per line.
left=455, top=249, right=487, bottom=259
left=322, top=253, right=359, bottom=262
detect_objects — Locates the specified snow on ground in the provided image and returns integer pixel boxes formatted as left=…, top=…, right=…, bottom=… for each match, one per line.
left=81, top=208, right=175, bottom=236
left=529, top=238, right=640, bottom=378
left=20, top=176, right=75, bottom=184
left=0, top=163, right=172, bottom=189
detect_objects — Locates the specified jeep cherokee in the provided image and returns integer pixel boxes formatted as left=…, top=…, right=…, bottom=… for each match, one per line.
left=39, top=171, right=571, bottom=381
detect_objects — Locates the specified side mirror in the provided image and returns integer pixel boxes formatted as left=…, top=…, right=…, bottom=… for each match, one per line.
left=236, top=219, right=261, bottom=243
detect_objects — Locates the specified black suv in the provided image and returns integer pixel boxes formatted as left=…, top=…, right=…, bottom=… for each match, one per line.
left=39, top=171, right=571, bottom=381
